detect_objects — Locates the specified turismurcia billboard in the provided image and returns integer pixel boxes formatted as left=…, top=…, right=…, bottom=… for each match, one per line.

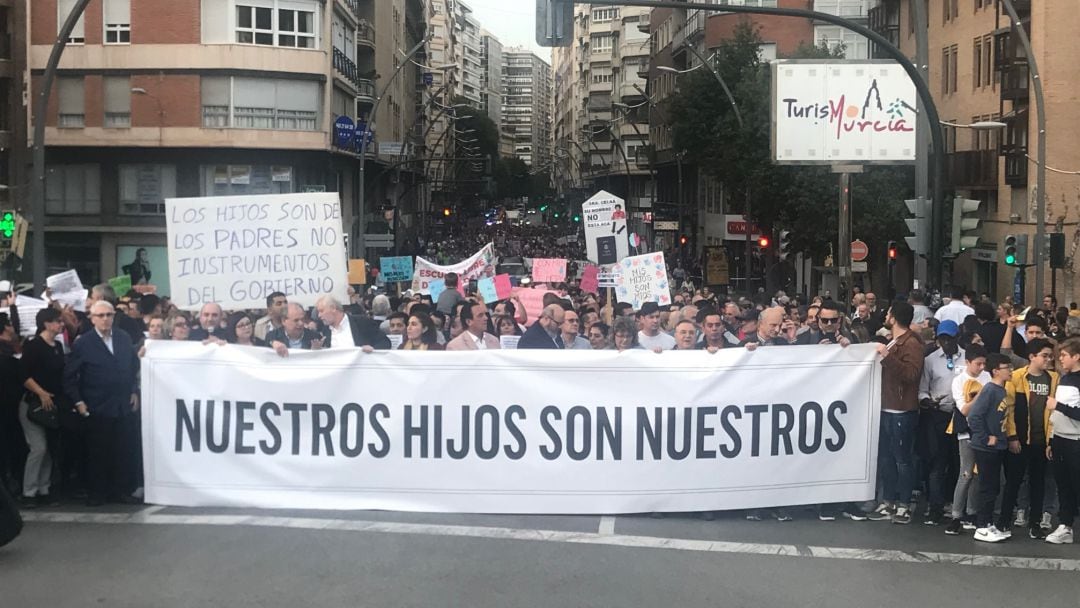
left=771, top=61, right=917, bottom=164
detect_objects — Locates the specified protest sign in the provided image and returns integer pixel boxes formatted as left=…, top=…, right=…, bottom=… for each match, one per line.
left=46, top=269, right=87, bottom=312
left=477, top=277, right=498, bottom=302
left=615, top=252, right=671, bottom=310
left=493, top=274, right=512, bottom=299
left=412, top=243, right=496, bottom=294
left=380, top=256, right=414, bottom=283
left=143, top=342, right=882, bottom=513
left=427, top=278, right=446, bottom=301
left=513, top=287, right=557, bottom=322
left=348, top=259, right=367, bottom=285
left=133, top=285, right=158, bottom=295
left=582, top=190, right=629, bottom=265
left=499, top=335, right=520, bottom=350
left=531, top=258, right=567, bottom=283
left=108, top=275, right=133, bottom=297
left=14, top=295, right=48, bottom=337
left=387, top=334, right=403, bottom=350
left=579, top=264, right=599, bottom=294
left=166, top=192, right=348, bottom=310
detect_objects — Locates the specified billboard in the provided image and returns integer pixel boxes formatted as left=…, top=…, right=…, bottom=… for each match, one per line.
left=771, top=61, right=917, bottom=164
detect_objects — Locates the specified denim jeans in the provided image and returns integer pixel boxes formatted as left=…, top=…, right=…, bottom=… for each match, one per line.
left=951, top=438, right=979, bottom=520
left=879, top=410, right=919, bottom=506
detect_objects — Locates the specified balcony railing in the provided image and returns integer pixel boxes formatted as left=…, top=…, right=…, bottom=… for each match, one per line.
left=356, top=78, right=376, bottom=103
left=1000, top=63, right=1029, bottom=101
left=357, top=20, right=375, bottom=49
left=333, top=47, right=361, bottom=90
left=946, top=150, right=998, bottom=190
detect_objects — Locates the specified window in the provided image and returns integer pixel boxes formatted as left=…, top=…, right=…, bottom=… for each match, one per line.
left=973, top=37, right=982, bottom=88
left=200, top=165, right=294, bottom=197
left=104, top=0, right=131, bottom=44
left=941, top=46, right=958, bottom=94
left=983, top=35, right=994, bottom=88
left=235, top=1, right=319, bottom=49
left=277, top=7, right=315, bottom=48
left=236, top=5, right=274, bottom=45
left=57, top=0, right=85, bottom=44
left=592, top=34, right=613, bottom=54
left=119, top=165, right=177, bottom=215
left=592, top=8, right=618, bottom=22
left=103, top=76, right=131, bottom=128
left=201, top=76, right=320, bottom=130
left=949, top=44, right=958, bottom=93
left=57, top=77, right=84, bottom=128
left=45, top=165, right=101, bottom=214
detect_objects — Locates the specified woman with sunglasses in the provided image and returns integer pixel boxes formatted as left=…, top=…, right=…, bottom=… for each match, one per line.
left=164, top=312, right=191, bottom=341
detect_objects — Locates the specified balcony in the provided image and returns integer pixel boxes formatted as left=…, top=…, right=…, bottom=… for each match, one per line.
left=946, top=150, right=998, bottom=190
left=868, top=3, right=899, bottom=59
left=1001, top=0, right=1030, bottom=16
left=333, top=47, right=361, bottom=90
left=999, top=63, right=1029, bottom=101
left=356, top=78, right=376, bottom=105
left=357, top=20, right=376, bottom=50
left=1004, top=152, right=1028, bottom=187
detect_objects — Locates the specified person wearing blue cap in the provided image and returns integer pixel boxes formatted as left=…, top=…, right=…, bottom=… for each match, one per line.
left=917, top=318, right=967, bottom=525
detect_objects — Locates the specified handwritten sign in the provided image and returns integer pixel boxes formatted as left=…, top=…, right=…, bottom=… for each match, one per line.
left=531, top=258, right=567, bottom=283
left=615, top=252, right=671, bottom=311
left=166, top=192, right=348, bottom=310
left=582, top=190, right=629, bottom=265
left=477, top=277, right=499, bottom=302
left=411, top=243, right=496, bottom=294
left=108, top=275, right=133, bottom=297
left=428, top=278, right=446, bottom=302
left=380, top=256, right=414, bottom=282
left=579, top=264, right=599, bottom=294
left=513, top=287, right=558, bottom=322
left=493, top=274, right=512, bottom=300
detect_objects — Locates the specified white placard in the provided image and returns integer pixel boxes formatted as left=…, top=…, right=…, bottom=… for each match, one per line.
left=615, top=252, right=671, bottom=310
left=166, top=192, right=348, bottom=311
left=142, top=342, right=882, bottom=513
left=499, top=335, right=520, bottom=350
left=772, top=61, right=917, bottom=163
left=14, top=295, right=48, bottom=337
left=46, top=269, right=87, bottom=312
left=582, top=190, right=630, bottom=265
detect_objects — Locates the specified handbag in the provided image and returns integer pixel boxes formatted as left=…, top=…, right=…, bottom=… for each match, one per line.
left=23, top=392, right=60, bottom=430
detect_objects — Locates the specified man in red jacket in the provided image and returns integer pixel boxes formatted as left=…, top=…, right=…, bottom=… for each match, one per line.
left=871, top=301, right=925, bottom=524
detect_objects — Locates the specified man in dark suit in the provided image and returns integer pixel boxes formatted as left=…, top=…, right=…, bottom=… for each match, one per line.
left=64, top=300, right=140, bottom=506
left=315, top=295, right=391, bottom=350
left=77, top=283, right=145, bottom=346
left=267, top=302, right=325, bottom=357
left=518, top=304, right=566, bottom=349
left=189, top=302, right=224, bottom=341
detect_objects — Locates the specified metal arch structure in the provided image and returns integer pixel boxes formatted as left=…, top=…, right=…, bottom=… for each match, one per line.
left=571, top=0, right=950, bottom=289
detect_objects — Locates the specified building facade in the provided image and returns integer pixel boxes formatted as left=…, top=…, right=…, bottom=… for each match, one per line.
left=501, top=48, right=552, bottom=169
left=29, top=0, right=427, bottom=288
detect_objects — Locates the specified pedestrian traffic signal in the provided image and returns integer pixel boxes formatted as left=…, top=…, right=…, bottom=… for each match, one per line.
left=887, top=240, right=898, bottom=262
left=1004, top=233, right=1027, bottom=266
left=758, top=236, right=770, bottom=248
left=0, top=211, right=14, bottom=239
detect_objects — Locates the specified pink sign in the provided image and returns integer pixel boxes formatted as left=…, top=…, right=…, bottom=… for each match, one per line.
left=513, top=287, right=557, bottom=322
left=579, top=264, right=599, bottom=294
left=493, top=274, right=512, bottom=299
left=531, top=258, right=568, bottom=283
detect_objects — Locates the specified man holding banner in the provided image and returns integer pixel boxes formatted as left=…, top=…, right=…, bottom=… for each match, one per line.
left=316, top=296, right=390, bottom=350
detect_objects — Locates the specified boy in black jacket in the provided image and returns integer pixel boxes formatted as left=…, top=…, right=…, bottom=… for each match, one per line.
left=967, top=353, right=1013, bottom=543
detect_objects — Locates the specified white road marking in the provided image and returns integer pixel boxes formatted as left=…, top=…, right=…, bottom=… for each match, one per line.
left=20, top=510, right=1080, bottom=572
left=598, top=516, right=616, bottom=535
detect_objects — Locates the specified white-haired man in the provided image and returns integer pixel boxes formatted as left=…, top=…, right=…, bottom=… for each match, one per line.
left=315, top=295, right=390, bottom=350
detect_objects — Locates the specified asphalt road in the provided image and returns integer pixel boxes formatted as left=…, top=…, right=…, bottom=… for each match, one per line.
left=2, top=505, right=1078, bottom=607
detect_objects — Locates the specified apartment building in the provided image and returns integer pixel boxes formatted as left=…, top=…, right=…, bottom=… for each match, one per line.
left=501, top=48, right=552, bottom=169
left=871, top=0, right=1080, bottom=303
left=479, top=29, right=503, bottom=127
left=30, top=0, right=426, bottom=288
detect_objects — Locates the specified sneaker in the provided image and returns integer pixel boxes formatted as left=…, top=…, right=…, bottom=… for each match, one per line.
left=1041, top=512, right=1054, bottom=534
left=745, top=511, right=763, bottom=521
left=999, top=527, right=1013, bottom=539
left=1029, top=527, right=1046, bottom=540
left=893, top=506, right=912, bottom=525
left=866, top=503, right=892, bottom=521
left=842, top=510, right=868, bottom=522
left=1014, top=508, right=1027, bottom=528
left=944, top=518, right=963, bottom=535
left=18, top=495, right=38, bottom=510
left=974, top=525, right=1008, bottom=543
left=924, top=511, right=945, bottom=526
left=961, top=518, right=977, bottom=530
left=1045, top=525, right=1074, bottom=545
left=774, top=510, right=793, bottom=522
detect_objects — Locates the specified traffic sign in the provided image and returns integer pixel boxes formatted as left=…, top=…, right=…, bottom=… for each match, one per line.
left=851, top=239, right=869, bottom=262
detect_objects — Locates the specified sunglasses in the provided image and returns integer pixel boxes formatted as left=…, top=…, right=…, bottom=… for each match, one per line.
left=818, top=317, right=840, bottom=324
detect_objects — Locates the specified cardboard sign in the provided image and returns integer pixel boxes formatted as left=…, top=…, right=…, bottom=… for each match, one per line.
left=579, top=264, right=600, bottom=294
left=531, top=258, right=568, bottom=283
left=108, top=275, right=133, bottom=297
left=380, top=256, right=414, bottom=282
left=348, top=259, right=367, bottom=285
left=615, top=252, right=671, bottom=311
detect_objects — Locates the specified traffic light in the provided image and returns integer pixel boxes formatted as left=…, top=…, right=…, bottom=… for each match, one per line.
left=757, top=236, right=770, bottom=248
left=535, top=0, right=574, bottom=47
left=442, top=207, right=451, bottom=217
left=0, top=210, right=14, bottom=250
left=903, top=198, right=930, bottom=255
left=951, top=197, right=982, bottom=254
left=1004, top=233, right=1028, bottom=266
left=1049, top=233, right=1066, bottom=269
left=679, top=235, right=688, bottom=247
left=572, top=214, right=581, bottom=223
left=778, top=230, right=791, bottom=261
left=887, top=240, right=898, bottom=263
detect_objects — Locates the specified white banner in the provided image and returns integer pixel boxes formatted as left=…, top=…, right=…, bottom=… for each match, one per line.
left=142, top=342, right=882, bottom=514
left=411, top=243, right=496, bottom=294
left=166, top=192, right=348, bottom=310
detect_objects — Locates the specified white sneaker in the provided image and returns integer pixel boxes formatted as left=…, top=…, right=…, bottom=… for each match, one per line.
left=1014, top=509, right=1027, bottom=528
left=1040, top=512, right=1053, bottom=532
left=1045, top=525, right=1074, bottom=545
left=974, top=525, right=1008, bottom=543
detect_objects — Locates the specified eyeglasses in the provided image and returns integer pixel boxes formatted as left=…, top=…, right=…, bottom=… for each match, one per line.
left=236, top=321, right=253, bottom=328
left=173, top=321, right=188, bottom=328
left=818, top=317, right=840, bottom=324
left=91, top=312, right=115, bottom=318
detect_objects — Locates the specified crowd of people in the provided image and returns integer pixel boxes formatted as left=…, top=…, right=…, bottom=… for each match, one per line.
left=1, top=274, right=1079, bottom=547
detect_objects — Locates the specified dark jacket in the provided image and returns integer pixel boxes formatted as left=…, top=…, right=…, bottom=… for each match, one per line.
left=63, top=329, right=139, bottom=418
left=976, top=321, right=1024, bottom=355
left=319, top=314, right=391, bottom=350
left=79, top=309, right=145, bottom=346
left=880, top=329, right=924, bottom=412
left=968, top=382, right=1009, bottom=452
left=265, top=327, right=323, bottom=350
left=518, top=321, right=563, bottom=349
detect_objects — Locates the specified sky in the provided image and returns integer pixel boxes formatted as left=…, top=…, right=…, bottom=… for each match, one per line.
left=463, top=0, right=550, bottom=60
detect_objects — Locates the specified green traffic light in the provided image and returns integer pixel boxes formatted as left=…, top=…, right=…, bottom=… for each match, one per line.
left=0, top=212, right=14, bottom=239
left=1005, top=253, right=1015, bottom=265
left=572, top=215, right=580, bottom=222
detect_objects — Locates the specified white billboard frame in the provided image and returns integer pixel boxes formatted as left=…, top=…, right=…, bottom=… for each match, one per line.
left=771, top=60, right=917, bottom=165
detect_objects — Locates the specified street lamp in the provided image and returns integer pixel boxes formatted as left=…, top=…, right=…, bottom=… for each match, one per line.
left=940, top=120, right=1008, bottom=131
